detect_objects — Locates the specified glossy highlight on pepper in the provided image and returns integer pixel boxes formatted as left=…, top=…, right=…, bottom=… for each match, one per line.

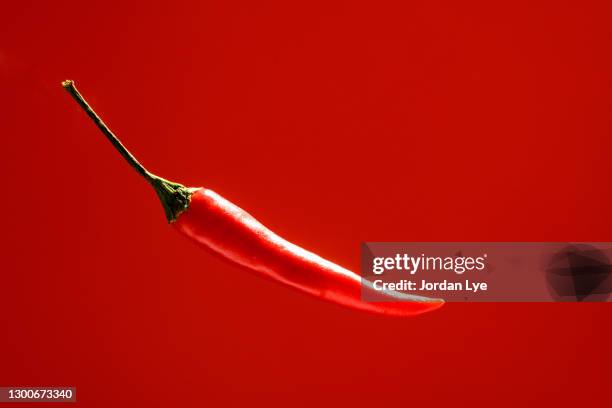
left=62, top=79, right=444, bottom=317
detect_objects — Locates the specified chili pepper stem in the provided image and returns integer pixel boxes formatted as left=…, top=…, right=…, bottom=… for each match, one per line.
left=62, top=79, right=199, bottom=223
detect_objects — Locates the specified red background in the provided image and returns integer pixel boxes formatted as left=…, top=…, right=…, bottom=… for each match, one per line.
left=1, top=1, right=611, bottom=406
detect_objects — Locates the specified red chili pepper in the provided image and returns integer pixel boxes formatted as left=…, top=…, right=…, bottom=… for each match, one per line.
left=62, top=80, right=443, bottom=317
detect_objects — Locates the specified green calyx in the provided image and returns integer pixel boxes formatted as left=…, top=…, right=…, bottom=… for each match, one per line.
left=149, top=177, right=201, bottom=222
left=62, top=79, right=199, bottom=223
